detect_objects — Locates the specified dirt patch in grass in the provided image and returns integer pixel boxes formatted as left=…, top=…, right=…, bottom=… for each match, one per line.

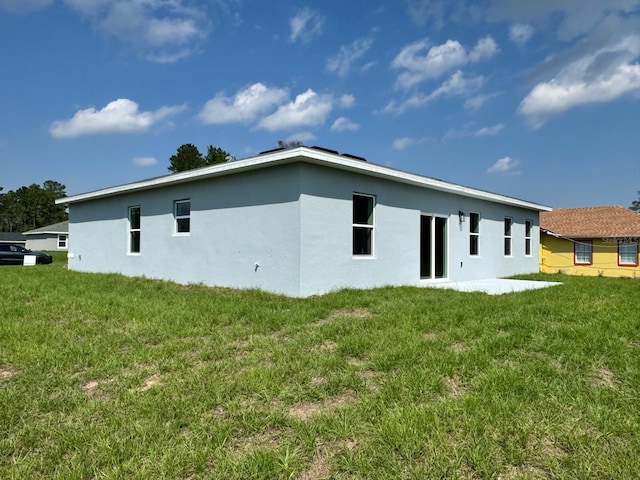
left=314, top=340, right=337, bottom=352
left=588, top=367, right=616, bottom=388
left=298, top=440, right=358, bottom=480
left=234, top=427, right=283, bottom=453
left=443, top=374, right=467, bottom=398
left=141, top=373, right=162, bottom=391
left=529, top=434, right=567, bottom=460
left=313, top=308, right=373, bottom=327
left=289, top=392, right=354, bottom=420
left=81, top=378, right=113, bottom=399
left=422, top=331, right=438, bottom=341
left=0, top=369, right=18, bottom=380
left=450, top=342, right=466, bottom=354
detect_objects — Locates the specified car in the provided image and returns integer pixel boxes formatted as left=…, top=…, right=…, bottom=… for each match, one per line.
left=0, top=244, right=53, bottom=265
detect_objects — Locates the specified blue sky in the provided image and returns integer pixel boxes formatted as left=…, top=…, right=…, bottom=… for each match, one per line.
left=1, top=0, right=639, bottom=208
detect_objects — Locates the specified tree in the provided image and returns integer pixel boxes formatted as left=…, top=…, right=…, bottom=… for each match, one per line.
left=0, top=180, right=67, bottom=232
left=204, top=145, right=233, bottom=165
left=168, top=144, right=232, bottom=173
left=630, top=191, right=640, bottom=212
left=168, top=144, right=205, bottom=173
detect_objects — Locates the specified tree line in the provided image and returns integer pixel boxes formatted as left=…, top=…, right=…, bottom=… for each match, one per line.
left=0, top=181, right=68, bottom=232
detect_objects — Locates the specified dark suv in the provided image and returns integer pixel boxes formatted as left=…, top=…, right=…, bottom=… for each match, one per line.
left=0, top=244, right=53, bottom=265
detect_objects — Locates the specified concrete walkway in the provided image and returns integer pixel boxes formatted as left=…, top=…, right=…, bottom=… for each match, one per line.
left=430, top=278, right=562, bottom=295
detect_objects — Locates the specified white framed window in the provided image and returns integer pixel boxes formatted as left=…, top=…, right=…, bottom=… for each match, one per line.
left=58, top=234, right=68, bottom=250
left=504, top=217, right=513, bottom=256
left=619, top=240, right=638, bottom=266
left=525, top=220, right=532, bottom=256
left=574, top=240, right=592, bottom=265
left=174, top=199, right=191, bottom=234
left=128, top=206, right=141, bottom=254
left=353, top=193, right=375, bottom=256
left=469, top=212, right=480, bottom=256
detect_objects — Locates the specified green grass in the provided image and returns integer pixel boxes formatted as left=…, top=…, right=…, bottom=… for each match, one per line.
left=1, top=253, right=639, bottom=479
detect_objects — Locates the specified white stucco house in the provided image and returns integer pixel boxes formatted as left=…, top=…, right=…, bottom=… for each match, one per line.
left=57, top=146, right=550, bottom=297
left=23, top=221, right=69, bottom=251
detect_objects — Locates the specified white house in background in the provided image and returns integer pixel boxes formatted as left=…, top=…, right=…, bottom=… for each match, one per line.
left=57, top=146, right=550, bottom=297
left=23, top=221, right=69, bottom=251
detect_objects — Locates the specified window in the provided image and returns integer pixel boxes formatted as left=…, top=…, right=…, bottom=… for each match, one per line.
left=469, top=212, right=480, bottom=256
left=525, top=220, right=532, bottom=256
left=619, top=240, right=638, bottom=266
left=574, top=240, right=592, bottom=265
left=174, top=199, right=191, bottom=234
left=504, top=217, right=512, bottom=256
left=128, top=206, right=141, bottom=254
left=353, top=193, right=374, bottom=256
left=58, top=234, right=68, bottom=249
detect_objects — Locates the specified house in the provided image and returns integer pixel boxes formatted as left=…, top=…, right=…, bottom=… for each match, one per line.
left=23, top=221, right=69, bottom=251
left=57, top=146, right=550, bottom=297
left=0, top=232, right=26, bottom=247
left=540, top=206, right=640, bottom=278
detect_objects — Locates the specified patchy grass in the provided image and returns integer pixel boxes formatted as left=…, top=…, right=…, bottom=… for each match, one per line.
left=1, top=258, right=639, bottom=479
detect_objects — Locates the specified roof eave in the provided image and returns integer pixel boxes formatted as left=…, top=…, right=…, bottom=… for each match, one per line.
left=57, top=147, right=551, bottom=211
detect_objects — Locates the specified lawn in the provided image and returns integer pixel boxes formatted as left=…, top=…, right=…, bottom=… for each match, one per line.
left=1, top=253, right=639, bottom=479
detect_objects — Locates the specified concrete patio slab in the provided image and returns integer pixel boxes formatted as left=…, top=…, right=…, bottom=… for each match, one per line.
left=429, top=278, right=562, bottom=295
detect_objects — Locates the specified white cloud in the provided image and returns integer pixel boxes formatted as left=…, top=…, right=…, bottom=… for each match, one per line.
left=469, top=36, right=498, bottom=62
left=338, top=94, right=355, bottom=109
left=392, top=36, right=498, bottom=89
left=474, top=123, right=504, bottom=136
left=0, top=0, right=52, bottom=13
left=385, top=70, right=484, bottom=114
left=331, top=117, right=360, bottom=132
left=509, top=24, right=534, bottom=46
left=486, top=0, right=640, bottom=42
left=464, top=92, right=500, bottom=110
left=518, top=34, right=640, bottom=127
left=487, top=156, right=521, bottom=175
left=392, top=137, right=416, bottom=150
left=199, top=83, right=289, bottom=125
left=326, top=37, right=374, bottom=77
left=289, top=7, right=324, bottom=43
left=49, top=99, right=186, bottom=138
left=133, top=156, right=158, bottom=167
left=257, top=89, right=334, bottom=131
left=61, top=0, right=210, bottom=63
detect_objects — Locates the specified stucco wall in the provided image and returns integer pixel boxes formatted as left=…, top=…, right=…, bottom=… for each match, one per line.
left=296, top=163, right=540, bottom=295
left=540, top=234, right=640, bottom=278
left=67, top=162, right=542, bottom=296
left=26, top=234, right=67, bottom=251
left=69, top=164, right=303, bottom=295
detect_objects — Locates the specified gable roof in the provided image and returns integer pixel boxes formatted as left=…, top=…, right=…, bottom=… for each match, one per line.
left=57, top=146, right=550, bottom=212
left=540, top=206, right=640, bottom=238
left=22, top=221, right=69, bottom=236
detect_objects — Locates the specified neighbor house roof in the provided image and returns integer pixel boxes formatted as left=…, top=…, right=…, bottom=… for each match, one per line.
left=0, top=232, right=26, bottom=243
left=540, top=206, right=640, bottom=238
left=57, top=146, right=551, bottom=212
left=22, top=221, right=69, bottom=236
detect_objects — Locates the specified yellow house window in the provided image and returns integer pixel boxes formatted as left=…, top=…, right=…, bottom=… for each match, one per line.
left=619, top=240, right=638, bottom=266
left=574, top=240, right=592, bottom=265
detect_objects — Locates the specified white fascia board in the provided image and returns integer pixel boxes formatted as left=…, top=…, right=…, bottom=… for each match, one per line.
left=57, top=147, right=551, bottom=211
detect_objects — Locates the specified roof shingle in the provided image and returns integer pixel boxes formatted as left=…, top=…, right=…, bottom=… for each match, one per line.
left=540, top=206, right=640, bottom=238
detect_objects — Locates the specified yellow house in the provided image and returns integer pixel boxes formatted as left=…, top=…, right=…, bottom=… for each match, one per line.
left=540, top=206, right=640, bottom=278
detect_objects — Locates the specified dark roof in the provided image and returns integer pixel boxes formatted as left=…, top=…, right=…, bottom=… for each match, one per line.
left=23, top=221, right=69, bottom=235
left=541, top=206, right=640, bottom=238
left=0, top=232, right=26, bottom=243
